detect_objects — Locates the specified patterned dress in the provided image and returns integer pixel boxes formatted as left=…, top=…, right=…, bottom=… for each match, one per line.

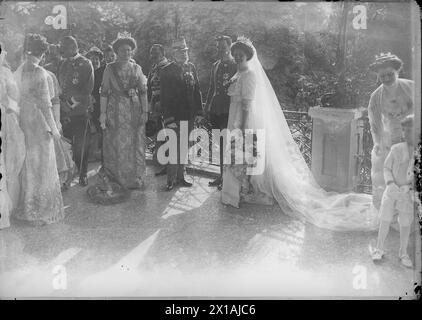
left=100, top=61, right=147, bottom=188
left=14, top=61, right=65, bottom=224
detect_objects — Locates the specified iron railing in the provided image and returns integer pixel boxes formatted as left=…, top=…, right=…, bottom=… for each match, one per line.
left=145, top=110, right=373, bottom=194
left=283, top=110, right=313, bottom=168
left=354, top=113, right=373, bottom=194
left=145, top=111, right=314, bottom=169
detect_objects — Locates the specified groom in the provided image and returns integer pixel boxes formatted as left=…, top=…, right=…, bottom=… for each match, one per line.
left=204, top=35, right=237, bottom=189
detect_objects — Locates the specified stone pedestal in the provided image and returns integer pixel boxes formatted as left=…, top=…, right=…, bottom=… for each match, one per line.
left=308, top=107, right=363, bottom=192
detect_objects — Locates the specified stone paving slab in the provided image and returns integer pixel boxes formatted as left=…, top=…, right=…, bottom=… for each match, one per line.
left=0, top=163, right=418, bottom=298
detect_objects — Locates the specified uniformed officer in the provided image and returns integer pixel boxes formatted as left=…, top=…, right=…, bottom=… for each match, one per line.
left=204, top=35, right=237, bottom=189
left=160, top=38, right=203, bottom=191
left=147, top=44, right=173, bottom=176
left=86, top=46, right=106, bottom=163
left=58, top=36, right=94, bottom=186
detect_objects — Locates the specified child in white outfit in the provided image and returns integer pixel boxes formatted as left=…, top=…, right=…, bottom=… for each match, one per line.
left=371, top=114, right=415, bottom=268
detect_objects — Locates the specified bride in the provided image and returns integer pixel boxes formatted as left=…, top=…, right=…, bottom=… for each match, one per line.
left=221, top=37, right=380, bottom=231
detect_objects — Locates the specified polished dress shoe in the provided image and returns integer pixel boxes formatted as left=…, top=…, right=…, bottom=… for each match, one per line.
left=208, top=177, right=222, bottom=187
left=79, top=176, right=88, bottom=187
left=155, top=167, right=167, bottom=176
left=178, top=179, right=193, bottom=187
left=165, top=182, right=175, bottom=191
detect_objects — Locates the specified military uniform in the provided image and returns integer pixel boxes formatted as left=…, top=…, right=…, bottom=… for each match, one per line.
left=58, top=53, right=94, bottom=182
left=205, top=58, right=237, bottom=180
left=147, top=57, right=172, bottom=170
left=160, top=60, right=203, bottom=185
left=205, top=58, right=237, bottom=127
left=147, top=57, right=172, bottom=117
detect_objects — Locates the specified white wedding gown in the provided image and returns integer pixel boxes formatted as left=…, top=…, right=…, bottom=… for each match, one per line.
left=222, top=46, right=379, bottom=231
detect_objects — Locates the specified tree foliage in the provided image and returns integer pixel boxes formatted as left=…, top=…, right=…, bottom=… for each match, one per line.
left=0, top=1, right=414, bottom=111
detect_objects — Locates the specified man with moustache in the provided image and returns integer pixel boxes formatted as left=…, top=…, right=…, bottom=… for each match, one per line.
left=204, top=35, right=237, bottom=190
left=160, top=38, right=203, bottom=191
left=58, top=36, right=94, bottom=186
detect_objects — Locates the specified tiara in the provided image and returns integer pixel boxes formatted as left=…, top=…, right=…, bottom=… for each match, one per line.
left=236, top=36, right=253, bottom=45
left=375, top=52, right=395, bottom=60
left=117, top=31, right=132, bottom=39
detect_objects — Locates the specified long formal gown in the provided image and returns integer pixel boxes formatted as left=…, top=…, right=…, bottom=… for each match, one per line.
left=0, top=143, right=11, bottom=229
left=0, top=97, right=11, bottom=229
left=222, top=49, right=380, bottom=232
left=14, top=60, right=65, bottom=224
left=0, top=65, right=25, bottom=218
left=100, top=61, right=147, bottom=189
left=222, top=68, right=274, bottom=208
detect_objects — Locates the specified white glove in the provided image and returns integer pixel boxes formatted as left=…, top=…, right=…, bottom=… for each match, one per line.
left=100, top=113, right=107, bottom=130
left=7, top=97, right=20, bottom=114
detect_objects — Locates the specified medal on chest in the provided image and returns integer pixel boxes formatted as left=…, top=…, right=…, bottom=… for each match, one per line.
left=72, top=71, right=79, bottom=85
left=222, top=72, right=231, bottom=87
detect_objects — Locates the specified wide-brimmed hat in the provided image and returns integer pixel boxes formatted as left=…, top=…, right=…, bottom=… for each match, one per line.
left=172, top=38, right=188, bottom=51
left=369, top=52, right=403, bottom=72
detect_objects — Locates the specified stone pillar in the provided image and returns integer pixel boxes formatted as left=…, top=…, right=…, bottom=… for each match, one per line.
left=308, top=107, right=363, bottom=192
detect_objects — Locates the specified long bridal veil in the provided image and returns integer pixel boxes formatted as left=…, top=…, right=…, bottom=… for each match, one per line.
left=247, top=46, right=379, bottom=231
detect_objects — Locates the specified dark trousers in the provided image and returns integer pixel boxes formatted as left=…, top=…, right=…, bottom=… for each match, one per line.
left=62, top=115, right=92, bottom=178
left=93, top=119, right=104, bottom=165
left=210, top=113, right=229, bottom=177
left=167, top=120, right=194, bottom=184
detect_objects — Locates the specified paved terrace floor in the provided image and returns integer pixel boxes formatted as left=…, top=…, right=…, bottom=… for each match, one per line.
left=0, top=162, right=419, bottom=299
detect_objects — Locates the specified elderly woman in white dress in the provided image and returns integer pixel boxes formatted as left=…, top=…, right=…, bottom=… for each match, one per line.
left=368, top=53, right=414, bottom=209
